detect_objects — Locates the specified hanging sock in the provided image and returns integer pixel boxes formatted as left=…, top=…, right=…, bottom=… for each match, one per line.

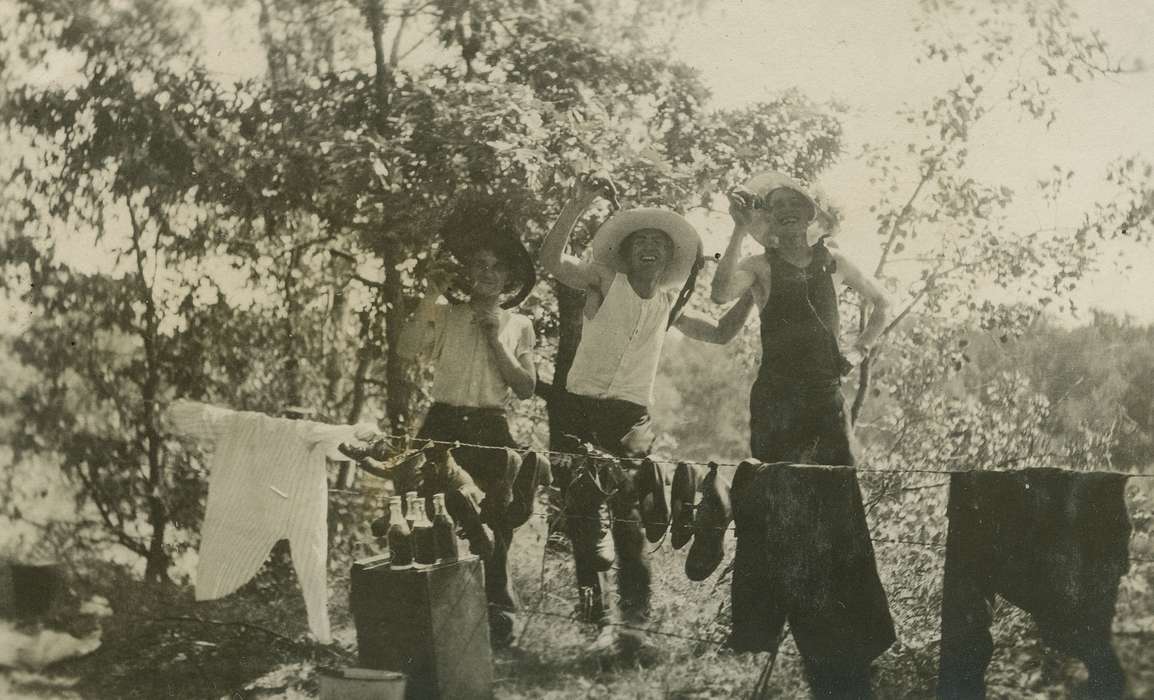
left=168, top=400, right=370, bottom=644
left=938, top=468, right=1131, bottom=700
left=729, top=461, right=895, bottom=699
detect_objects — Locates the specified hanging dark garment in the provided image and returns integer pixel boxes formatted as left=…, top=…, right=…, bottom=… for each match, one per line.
left=938, top=468, right=1132, bottom=699
left=730, top=461, right=896, bottom=699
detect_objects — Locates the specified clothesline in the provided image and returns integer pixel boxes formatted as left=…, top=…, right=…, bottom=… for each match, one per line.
left=354, top=431, right=1154, bottom=480
left=519, top=510, right=1154, bottom=565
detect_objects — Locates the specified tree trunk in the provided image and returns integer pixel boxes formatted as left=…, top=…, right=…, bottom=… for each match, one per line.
left=851, top=305, right=869, bottom=426
left=365, top=0, right=409, bottom=433
left=381, top=242, right=409, bottom=433
left=129, top=202, right=171, bottom=584
left=280, top=217, right=303, bottom=408
left=541, top=282, right=585, bottom=451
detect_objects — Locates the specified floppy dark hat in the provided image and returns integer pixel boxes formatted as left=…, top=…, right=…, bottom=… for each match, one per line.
left=442, top=229, right=537, bottom=309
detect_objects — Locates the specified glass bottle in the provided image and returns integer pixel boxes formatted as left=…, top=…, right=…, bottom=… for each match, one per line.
left=386, top=496, right=413, bottom=569
left=431, top=493, right=458, bottom=563
left=410, top=498, right=436, bottom=566
left=404, top=491, right=419, bottom=526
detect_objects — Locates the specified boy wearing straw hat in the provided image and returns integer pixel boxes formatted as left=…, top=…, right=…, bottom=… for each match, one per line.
left=540, top=173, right=745, bottom=662
left=711, top=171, right=891, bottom=466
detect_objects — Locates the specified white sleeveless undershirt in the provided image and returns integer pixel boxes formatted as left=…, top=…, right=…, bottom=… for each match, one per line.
left=567, top=273, right=675, bottom=407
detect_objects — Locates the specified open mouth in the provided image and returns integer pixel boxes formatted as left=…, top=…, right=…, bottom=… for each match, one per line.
left=779, top=215, right=800, bottom=226
left=639, top=254, right=658, bottom=263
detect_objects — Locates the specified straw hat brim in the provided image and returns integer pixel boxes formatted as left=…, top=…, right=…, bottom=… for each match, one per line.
left=590, top=208, right=701, bottom=291
left=742, top=171, right=836, bottom=231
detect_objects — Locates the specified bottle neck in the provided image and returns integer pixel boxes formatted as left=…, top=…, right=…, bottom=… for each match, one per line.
left=410, top=502, right=431, bottom=526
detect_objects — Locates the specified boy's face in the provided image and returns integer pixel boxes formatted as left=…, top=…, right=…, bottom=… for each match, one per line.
left=763, top=188, right=815, bottom=243
left=465, top=248, right=510, bottom=300
left=623, top=229, right=674, bottom=276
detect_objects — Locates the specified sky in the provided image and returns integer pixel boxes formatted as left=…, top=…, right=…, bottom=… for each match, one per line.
left=669, top=0, right=1154, bottom=322
left=195, top=0, right=1154, bottom=323
left=7, top=0, right=1152, bottom=328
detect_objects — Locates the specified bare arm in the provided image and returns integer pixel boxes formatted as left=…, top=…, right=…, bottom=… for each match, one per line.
left=711, top=191, right=765, bottom=303
left=674, top=292, right=756, bottom=344
left=539, top=177, right=603, bottom=293
left=832, top=248, right=891, bottom=353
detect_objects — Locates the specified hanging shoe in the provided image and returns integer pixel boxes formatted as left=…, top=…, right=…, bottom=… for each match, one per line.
left=670, top=462, right=704, bottom=550
left=685, top=462, right=732, bottom=582
left=566, top=462, right=615, bottom=572
left=442, top=458, right=494, bottom=560
left=506, top=451, right=550, bottom=529
left=633, top=458, right=670, bottom=543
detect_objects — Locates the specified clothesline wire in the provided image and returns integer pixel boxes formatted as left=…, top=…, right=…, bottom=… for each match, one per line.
left=526, top=509, right=1154, bottom=564
left=356, top=431, right=1154, bottom=480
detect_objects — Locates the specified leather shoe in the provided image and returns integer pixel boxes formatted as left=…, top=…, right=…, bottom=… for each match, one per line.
left=670, top=462, right=704, bottom=550
left=506, top=451, right=550, bottom=529
left=685, top=462, right=732, bottom=581
left=633, top=458, right=670, bottom=543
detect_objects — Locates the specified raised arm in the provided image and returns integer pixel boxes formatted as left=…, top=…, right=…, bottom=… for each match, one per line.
left=674, top=292, right=757, bottom=344
left=710, top=190, right=763, bottom=304
left=539, top=175, right=605, bottom=293
left=396, top=262, right=452, bottom=360
left=831, top=247, right=892, bottom=357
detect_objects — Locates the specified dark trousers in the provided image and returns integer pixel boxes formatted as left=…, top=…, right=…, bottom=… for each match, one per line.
left=554, top=393, right=653, bottom=626
left=939, top=469, right=1131, bottom=699
left=417, top=402, right=520, bottom=644
left=731, top=462, right=895, bottom=699
left=749, top=374, right=856, bottom=466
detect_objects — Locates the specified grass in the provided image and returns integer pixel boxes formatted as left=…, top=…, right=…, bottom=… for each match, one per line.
left=4, top=474, right=1154, bottom=698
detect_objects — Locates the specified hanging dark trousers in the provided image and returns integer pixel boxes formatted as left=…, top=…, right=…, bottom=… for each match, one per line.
left=730, top=461, right=895, bottom=699
left=938, top=468, right=1132, bottom=700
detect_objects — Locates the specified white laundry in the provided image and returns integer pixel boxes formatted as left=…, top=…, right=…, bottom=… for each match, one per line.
left=168, top=400, right=367, bottom=643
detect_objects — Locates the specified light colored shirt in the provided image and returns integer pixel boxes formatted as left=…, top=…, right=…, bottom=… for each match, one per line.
left=167, top=400, right=370, bottom=643
left=567, top=273, right=675, bottom=407
left=429, top=304, right=536, bottom=408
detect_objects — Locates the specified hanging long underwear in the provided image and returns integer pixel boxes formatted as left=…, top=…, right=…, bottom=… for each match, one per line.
left=168, top=400, right=364, bottom=643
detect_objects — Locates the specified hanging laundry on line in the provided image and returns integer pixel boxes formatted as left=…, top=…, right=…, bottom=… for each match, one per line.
left=167, top=400, right=375, bottom=644
left=729, top=461, right=897, bottom=698
left=939, top=468, right=1132, bottom=700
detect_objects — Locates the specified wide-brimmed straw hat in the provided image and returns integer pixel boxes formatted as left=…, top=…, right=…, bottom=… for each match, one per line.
left=590, top=208, right=701, bottom=291
left=741, top=171, right=836, bottom=231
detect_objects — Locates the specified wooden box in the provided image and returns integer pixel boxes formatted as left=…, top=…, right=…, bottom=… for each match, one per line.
left=350, top=555, right=492, bottom=700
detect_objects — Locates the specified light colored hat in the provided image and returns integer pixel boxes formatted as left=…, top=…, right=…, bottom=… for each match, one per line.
left=590, top=208, right=702, bottom=290
left=742, top=171, right=836, bottom=231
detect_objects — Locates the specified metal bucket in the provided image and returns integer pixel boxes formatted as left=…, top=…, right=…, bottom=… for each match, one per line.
left=318, top=667, right=406, bottom=700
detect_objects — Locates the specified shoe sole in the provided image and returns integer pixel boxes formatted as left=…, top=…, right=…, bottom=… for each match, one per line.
left=670, top=462, right=702, bottom=550
left=507, top=451, right=548, bottom=529
left=446, top=488, right=494, bottom=560
left=684, top=463, right=731, bottom=581
left=638, top=458, right=670, bottom=543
